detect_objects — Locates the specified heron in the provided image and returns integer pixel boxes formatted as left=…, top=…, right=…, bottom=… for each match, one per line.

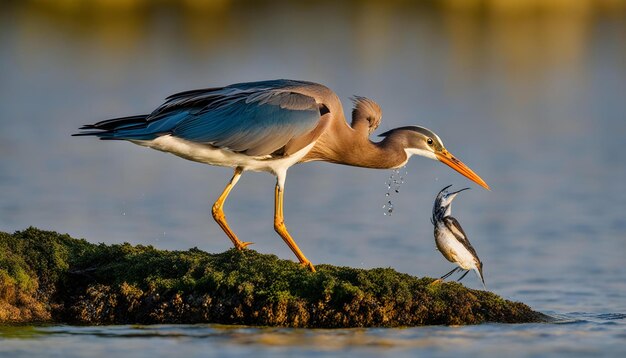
left=74, top=79, right=489, bottom=272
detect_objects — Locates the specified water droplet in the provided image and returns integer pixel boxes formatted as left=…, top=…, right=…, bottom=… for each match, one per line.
left=382, top=168, right=407, bottom=216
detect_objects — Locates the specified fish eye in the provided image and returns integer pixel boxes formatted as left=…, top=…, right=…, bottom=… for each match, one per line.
left=427, top=138, right=434, bottom=146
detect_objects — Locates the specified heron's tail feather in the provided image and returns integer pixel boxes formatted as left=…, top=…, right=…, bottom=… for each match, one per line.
left=73, top=114, right=156, bottom=140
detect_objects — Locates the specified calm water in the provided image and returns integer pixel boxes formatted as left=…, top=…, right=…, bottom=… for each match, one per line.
left=0, top=317, right=625, bottom=357
left=1, top=1, right=626, bottom=356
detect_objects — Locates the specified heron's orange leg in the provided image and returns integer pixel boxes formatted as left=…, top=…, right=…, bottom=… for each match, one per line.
left=212, top=167, right=252, bottom=250
left=274, top=184, right=316, bottom=272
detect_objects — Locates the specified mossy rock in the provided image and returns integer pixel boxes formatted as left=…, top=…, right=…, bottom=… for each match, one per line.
left=0, top=227, right=548, bottom=327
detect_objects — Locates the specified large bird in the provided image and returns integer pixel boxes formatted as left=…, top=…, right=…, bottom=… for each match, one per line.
left=74, top=79, right=489, bottom=272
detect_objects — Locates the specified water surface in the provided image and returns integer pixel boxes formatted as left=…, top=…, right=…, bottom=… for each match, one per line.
left=1, top=316, right=625, bottom=357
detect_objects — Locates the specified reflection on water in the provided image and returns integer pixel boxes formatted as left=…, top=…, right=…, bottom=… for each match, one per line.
left=1, top=1, right=626, bottom=356
left=0, top=316, right=625, bottom=357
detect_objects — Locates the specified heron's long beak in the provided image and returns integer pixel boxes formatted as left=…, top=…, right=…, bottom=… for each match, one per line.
left=436, top=150, right=490, bottom=190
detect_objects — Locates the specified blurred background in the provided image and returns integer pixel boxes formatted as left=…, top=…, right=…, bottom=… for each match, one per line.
left=1, top=0, right=625, bottom=311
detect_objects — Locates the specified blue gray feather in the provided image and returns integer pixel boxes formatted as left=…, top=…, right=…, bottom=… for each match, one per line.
left=74, top=80, right=326, bottom=156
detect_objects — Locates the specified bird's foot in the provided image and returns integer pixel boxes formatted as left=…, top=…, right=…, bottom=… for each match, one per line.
left=234, top=241, right=254, bottom=250
left=301, top=261, right=316, bottom=272
left=429, top=278, right=444, bottom=286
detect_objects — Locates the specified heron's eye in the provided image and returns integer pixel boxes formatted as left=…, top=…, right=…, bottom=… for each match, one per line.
left=427, top=138, right=434, bottom=146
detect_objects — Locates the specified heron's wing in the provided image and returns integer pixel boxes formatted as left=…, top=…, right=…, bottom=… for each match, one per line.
left=143, top=82, right=325, bottom=156
left=443, top=216, right=480, bottom=259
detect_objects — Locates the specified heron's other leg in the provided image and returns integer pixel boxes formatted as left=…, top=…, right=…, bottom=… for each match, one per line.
left=274, top=183, right=316, bottom=272
left=211, top=167, right=252, bottom=250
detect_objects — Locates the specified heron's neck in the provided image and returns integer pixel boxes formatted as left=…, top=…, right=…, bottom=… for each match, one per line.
left=302, top=121, right=408, bottom=169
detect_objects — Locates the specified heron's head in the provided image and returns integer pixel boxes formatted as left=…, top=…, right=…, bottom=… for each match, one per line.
left=432, top=185, right=470, bottom=221
left=379, top=126, right=490, bottom=190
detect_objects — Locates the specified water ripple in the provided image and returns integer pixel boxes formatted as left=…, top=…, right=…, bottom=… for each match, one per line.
left=595, top=313, right=626, bottom=321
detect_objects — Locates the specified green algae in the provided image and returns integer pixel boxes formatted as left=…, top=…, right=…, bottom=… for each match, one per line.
left=0, top=227, right=548, bottom=327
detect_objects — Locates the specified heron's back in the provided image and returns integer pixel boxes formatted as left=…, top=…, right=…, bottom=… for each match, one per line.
left=74, top=79, right=339, bottom=157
